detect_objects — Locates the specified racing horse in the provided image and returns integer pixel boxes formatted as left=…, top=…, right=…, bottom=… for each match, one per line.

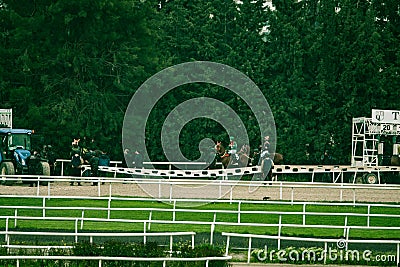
left=259, top=152, right=284, bottom=181
left=215, top=142, right=251, bottom=169
left=391, top=155, right=400, bottom=166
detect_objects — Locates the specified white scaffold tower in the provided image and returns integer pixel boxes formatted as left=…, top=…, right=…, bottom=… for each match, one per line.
left=352, top=109, right=400, bottom=167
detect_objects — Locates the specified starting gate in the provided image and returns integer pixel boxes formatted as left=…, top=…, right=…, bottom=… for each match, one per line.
left=352, top=109, right=400, bottom=167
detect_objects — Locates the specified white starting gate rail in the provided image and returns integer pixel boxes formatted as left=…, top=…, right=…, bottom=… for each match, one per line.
left=97, top=165, right=261, bottom=178
left=94, top=164, right=400, bottom=184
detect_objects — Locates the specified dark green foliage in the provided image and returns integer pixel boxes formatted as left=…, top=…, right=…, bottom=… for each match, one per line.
left=1, top=0, right=399, bottom=164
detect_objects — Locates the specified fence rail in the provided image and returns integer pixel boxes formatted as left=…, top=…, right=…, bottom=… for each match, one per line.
left=2, top=175, right=400, bottom=203
left=0, top=255, right=232, bottom=267
left=0, top=194, right=398, bottom=247
left=55, top=159, right=400, bottom=183
left=222, top=232, right=400, bottom=265
left=0, top=189, right=399, bottom=265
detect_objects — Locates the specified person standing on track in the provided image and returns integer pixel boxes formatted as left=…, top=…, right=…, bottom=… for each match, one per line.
left=133, top=150, right=144, bottom=169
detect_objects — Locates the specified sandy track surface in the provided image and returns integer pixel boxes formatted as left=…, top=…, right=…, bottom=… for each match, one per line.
left=0, top=179, right=399, bottom=203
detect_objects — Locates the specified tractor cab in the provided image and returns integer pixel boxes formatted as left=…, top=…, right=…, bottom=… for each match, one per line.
left=0, top=129, right=33, bottom=172
left=0, top=128, right=50, bottom=184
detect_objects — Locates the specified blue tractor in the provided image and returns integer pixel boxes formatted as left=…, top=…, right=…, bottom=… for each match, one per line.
left=0, top=128, right=50, bottom=185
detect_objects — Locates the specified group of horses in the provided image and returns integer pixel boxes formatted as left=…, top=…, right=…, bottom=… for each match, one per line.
left=212, top=141, right=283, bottom=178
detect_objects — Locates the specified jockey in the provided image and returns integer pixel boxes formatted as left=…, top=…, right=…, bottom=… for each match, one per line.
left=228, top=136, right=239, bottom=162
left=260, top=135, right=271, bottom=160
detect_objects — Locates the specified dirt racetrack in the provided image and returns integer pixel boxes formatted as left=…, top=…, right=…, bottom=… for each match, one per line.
left=0, top=179, right=399, bottom=203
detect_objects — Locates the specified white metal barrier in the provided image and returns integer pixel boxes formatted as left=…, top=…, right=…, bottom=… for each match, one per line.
left=2, top=200, right=400, bottom=229
left=2, top=175, right=400, bottom=203
left=0, top=196, right=399, bottom=247
left=56, top=159, right=400, bottom=183
left=222, top=232, right=400, bottom=265
left=0, top=255, right=232, bottom=267
left=0, top=227, right=195, bottom=252
left=56, top=159, right=222, bottom=176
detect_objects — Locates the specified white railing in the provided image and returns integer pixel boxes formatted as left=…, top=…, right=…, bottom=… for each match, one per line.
left=1, top=214, right=398, bottom=249
left=0, top=196, right=399, bottom=246
left=222, top=232, right=400, bottom=265
left=2, top=174, right=400, bottom=203
left=0, top=227, right=195, bottom=252
left=55, top=159, right=400, bottom=183
left=56, top=159, right=222, bottom=176
left=0, top=255, right=232, bottom=267
left=0, top=191, right=398, bottom=265
left=2, top=200, right=400, bottom=229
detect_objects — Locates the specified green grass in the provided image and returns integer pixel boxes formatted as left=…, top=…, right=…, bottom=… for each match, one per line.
left=0, top=197, right=399, bottom=240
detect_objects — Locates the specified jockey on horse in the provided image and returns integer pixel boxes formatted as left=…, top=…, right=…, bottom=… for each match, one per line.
left=227, top=136, right=239, bottom=164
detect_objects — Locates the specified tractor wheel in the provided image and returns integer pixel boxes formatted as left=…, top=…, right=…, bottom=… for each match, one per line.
left=0, top=162, right=15, bottom=185
left=39, top=162, right=51, bottom=185
left=363, top=173, right=378, bottom=184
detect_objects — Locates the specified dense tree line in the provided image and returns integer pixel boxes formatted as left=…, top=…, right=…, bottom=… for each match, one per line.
left=1, top=0, right=399, bottom=164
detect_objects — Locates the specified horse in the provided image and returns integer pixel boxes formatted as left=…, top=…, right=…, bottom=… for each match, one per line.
left=215, top=142, right=250, bottom=169
left=260, top=152, right=284, bottom=181
left=391, top=155, right=400, bottom=166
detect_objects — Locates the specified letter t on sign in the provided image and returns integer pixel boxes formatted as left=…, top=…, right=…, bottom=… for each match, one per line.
left=392, top=111, right=400, bottom=121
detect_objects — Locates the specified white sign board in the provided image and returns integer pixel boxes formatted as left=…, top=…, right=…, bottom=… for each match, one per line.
left=0, top=109, right=12, bottom=128
left=372, top=109, right=400, bottom=124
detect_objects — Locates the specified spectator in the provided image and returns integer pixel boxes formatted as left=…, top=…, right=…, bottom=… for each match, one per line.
left=90, top=151, right=100, bottom=186
left=70, top=151, right=83, bottom=186
left=99, top=150, right=111, bottom=168
left=42, top=145, right=56, bottom=175
left=98, top=150, right=111, bottom=180
left=70, top=138, right=81, bottom=157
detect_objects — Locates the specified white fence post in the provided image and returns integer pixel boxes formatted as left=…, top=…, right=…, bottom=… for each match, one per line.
left=169, top=184, right=173, bottom=203
left=247, top=237, right=252, bottom=263
left=36, top=179, right=40, bottom=196
left=42, top=197, right=46, bottom=218
left=148, top=211, right=152, bottom=230
left=14, top=209, right=17, bottom=228
left=210, top=212, right=217, bottom=245
left=340, top=183, right=343, bottom=202
left=81, top=210, right=85, bottom=230
left=278, top=215, right=282, bottom=250
left=107, top=198, right=111, bottom=220
left=237, top=201, right=241, bottom=224
left=291, top=187, right=294, bottom=204
left=172, top=200, right=177, bottom=221
left=5, top=217, right=9, bottom=243
left=143, top=222, right=147, bottom=244
left=229, top=186, right=233, bottom=203
left=74, top=219, right=78, bottom=243
left=225, top=236, right=230, bottom=256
